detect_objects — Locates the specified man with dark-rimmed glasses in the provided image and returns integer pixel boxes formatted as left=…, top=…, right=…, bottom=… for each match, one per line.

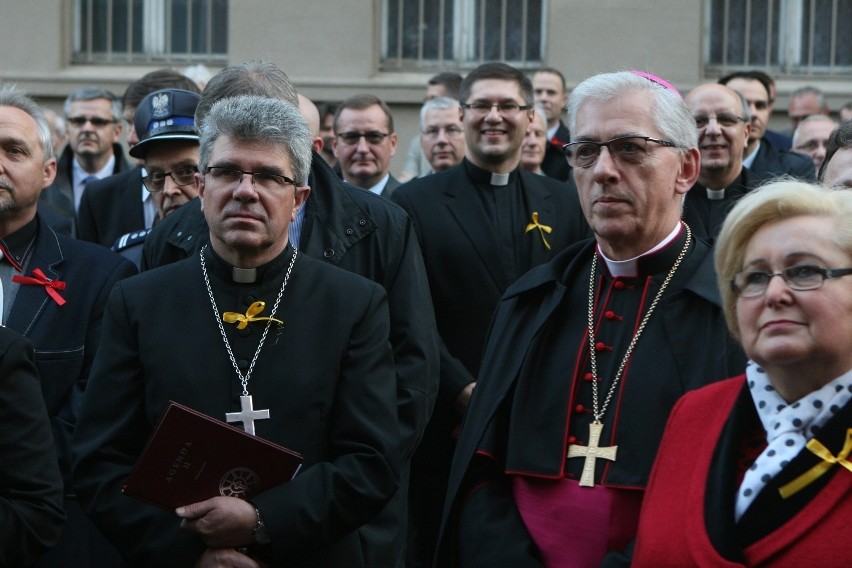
left=392, top=61, right=589, bottom=567
left=436, top=70, right=745, bottom=567
left=332, top=94, right=401, bottom=197
left=73, top=94, right=402, bottom=567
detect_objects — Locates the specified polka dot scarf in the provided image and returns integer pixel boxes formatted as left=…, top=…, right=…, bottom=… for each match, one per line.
left=735, top=361, right=852, bottom=522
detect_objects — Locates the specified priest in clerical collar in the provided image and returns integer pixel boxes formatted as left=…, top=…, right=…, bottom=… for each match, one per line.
left=392, top=61, right=590, bottom=567
left=434, top=70, right=747, bottom=567
left=682, top=83, right=759, bottom=241
left=72, top=95, right=401, bottom=567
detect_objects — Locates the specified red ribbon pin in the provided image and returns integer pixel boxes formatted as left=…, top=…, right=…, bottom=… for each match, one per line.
left=13, top=268, right=67, bottom=306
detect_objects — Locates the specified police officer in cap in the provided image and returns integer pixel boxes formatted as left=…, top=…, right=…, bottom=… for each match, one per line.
left=112, top=88, right=201, bottom=266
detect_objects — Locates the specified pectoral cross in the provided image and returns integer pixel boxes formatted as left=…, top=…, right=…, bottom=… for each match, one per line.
left=567, top=421, right=618, bottom=487
left=226, top=395, right=270, bottom=436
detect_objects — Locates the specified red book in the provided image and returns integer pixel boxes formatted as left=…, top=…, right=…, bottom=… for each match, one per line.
left=122, top=401, right=303, bottom=511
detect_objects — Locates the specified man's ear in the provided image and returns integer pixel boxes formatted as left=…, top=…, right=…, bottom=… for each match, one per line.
left=674, top=147, right=701, bottom=195
left=312, top=136, right=323, bottom=154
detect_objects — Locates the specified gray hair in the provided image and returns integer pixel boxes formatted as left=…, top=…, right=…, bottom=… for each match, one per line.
left=733, top=90, right=752, bottom=123
left=567, top=71, right=698, bottom=151
left=420, top=96, right=460, bottom=131
left=63, top=86, right=122, bottom=122
left=792, top=114, right=838, bottom=148
left=0, top=85, right=55, bottom=161
left=199, top=95, right=312, bottom=186
left=196, top=61, right=298, bottom=125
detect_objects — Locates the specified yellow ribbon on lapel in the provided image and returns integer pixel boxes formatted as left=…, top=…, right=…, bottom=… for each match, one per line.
left=222, top=301, right=283, bottom=330
left=778, top=428, right=852, bottom=499
left=525, top=211, right=552, bottom=250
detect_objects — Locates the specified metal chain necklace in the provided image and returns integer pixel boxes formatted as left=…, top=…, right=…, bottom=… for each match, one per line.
left=567, top=224, right=692, bottom=486
left=199, top=244, right=298, bottom=434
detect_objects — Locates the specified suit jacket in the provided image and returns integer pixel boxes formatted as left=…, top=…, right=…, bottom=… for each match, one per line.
left=0, top=327, right=65, bottom=566
left=40, top=144, right=132, bottom=229
left=634, top=376, right=852, bottom=567
left=77, top=166, right=146, bottom=246
left=5, top=215, right=138, bottom=483
left=72, top=247, right=400, bottom=567
left=763, top=129, right=792, bottom=151
left=139, top=152, right=438, bottom=567
left=749, top=137, right=815, bottom=181
left=540, top=121, right=571, bottom=182
left=381, top=173, right=402, bottom=198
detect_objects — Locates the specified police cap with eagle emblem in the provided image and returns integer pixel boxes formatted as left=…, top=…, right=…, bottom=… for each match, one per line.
left=130, top=88, right=201, bottom=158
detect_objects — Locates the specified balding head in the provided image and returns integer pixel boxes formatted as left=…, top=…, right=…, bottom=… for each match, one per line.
left=297, top=93, right=323, bottom=157
left=685, top=83, right=751, bottom=188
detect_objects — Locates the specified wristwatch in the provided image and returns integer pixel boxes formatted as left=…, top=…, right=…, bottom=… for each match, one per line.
left=253, top=507, right=271, bottom=545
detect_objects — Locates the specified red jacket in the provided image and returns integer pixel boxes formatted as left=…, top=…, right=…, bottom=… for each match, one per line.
left=634, top=374, right=852, bottom=567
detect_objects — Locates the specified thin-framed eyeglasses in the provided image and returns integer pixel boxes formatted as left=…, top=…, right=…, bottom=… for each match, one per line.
left=142, top=166, right=199, bottom=193
left=66, top=116, right=117, bottom=128
left=693, top=114, right=748, bottom=129
left=460, top=102, right=533, bottom=117
left=336, top=131, right=390, bottom=146
left=422, top=125, right=465, bottom=138
left=204, top=166, right=297, bottom=192
left=731, top=265, right=852, bottom=298
left=561, top=135, right=677, bottom=168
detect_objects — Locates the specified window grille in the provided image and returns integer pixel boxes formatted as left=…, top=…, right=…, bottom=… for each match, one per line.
left=72, top=0, right=228, bottom=64
left=706, top=0, right=852, bottom=77
left=382, top=0, right=545, bottom=71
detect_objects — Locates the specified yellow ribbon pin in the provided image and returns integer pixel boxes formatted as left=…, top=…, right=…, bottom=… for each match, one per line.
left=778, top=428, right=852, bottom=499
left=222, top=301, right=283, bottom=330
left=525, top=211, right=553, bottom=250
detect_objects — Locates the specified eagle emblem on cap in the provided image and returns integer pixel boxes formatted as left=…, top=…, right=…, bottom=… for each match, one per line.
left=151, top=93, right=170, bottom=118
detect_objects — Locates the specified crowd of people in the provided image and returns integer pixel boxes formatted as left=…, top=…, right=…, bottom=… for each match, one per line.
left=1, top=58, right=851, bottom=568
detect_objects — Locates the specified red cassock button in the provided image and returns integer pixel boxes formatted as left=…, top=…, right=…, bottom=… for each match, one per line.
left=575, top=404, right=585, bottom=413
left=613, top=280, right=625, bottom=290
left=583, top=372, right=594, bottom=382
left=595, top=341, right=606, bottom=351
left=568, top=435, right=577, bottom=444
left=605, top=310, right=616, bottom=319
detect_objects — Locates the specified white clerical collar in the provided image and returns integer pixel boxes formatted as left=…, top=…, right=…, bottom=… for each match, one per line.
left=491, top=172, right=510, bottom=186
left=706, top=187, right=726, bottom=200
left=366, top=174, right=390, bottom=196
left=743, top=141, right=760, bottom=169
left=599, top=223, right=682, bottom=277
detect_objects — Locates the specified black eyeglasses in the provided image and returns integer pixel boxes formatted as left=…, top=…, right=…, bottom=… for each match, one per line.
left=731, top=265, right=852, bottom=298
left=66, top=116, right=117, bottom=128
left=142, top=166, right=199, bottom=193
left=336, top=131, right=390, bottom=146
left=562, top=135, right=677, bottom=168
left=204, top=166, right=297, bottom=192
left=693, top=114, right=748, bottom=129
left=461, top=102, right=533, bottom=116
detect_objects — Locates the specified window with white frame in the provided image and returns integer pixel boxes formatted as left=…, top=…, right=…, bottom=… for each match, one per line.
left=72, top=0, right=228, bottom=64
left=382, top=0, right=545, bottom=71
left=706, top=0, right=852, bottom=76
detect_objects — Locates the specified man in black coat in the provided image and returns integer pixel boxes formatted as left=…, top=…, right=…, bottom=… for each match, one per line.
left=139, top=61, right=438, bottom=568
left=392, top=62, right=589, bottom=567
left=0, top=327, right=65, bottom=567
left=0, top=86, right=138, bottom=567
left=73, top=94, right=401, bottom=567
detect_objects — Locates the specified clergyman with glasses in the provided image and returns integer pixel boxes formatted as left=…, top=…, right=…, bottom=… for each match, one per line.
left=682, top=82, right=756, bottom=240
left=111, top=88, right=203, bottom=267
left=332, top=94, right=401, bottom=197
left=72, top=95, right=402, bottom=567
left=434, top=70, right=746, bottom=567
left=391, top=61, right=589, bottom=567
